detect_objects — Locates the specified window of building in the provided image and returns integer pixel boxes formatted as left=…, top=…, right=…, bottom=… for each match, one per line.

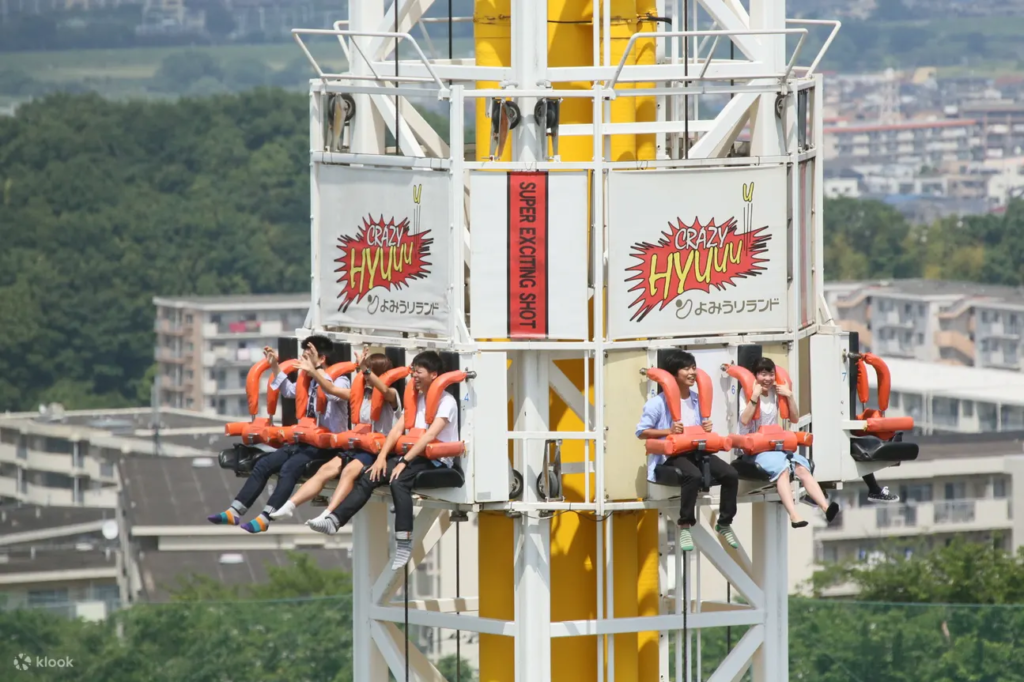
left=978, top=402, right=998, bottom=431
left=994, top=477, right=1008, bottom=499
left=100, top=462, right=115, bottom=478
left=899, top=483, right=933, bottom=503
left=1000, top=405, right=1024, bottom=430
left=0, top=429, right=17, bottom=445
left=962, top=400, right=974, bottom=418
left=28, top=589, right=69, bottom=606
left=890, top=391, right=901, bottom=409
left=945, top=481, right=966, bottom=500
left=932, top=397, right=960, bottom=428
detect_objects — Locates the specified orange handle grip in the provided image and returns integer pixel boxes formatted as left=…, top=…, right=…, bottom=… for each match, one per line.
left=245, top=359, right=272, bottom=417
left=267, top=359, right=299, bottom=417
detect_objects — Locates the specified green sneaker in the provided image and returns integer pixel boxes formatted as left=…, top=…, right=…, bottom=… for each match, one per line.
left=678, top=528, right=694, bottom=552
left=716, top=523, right=739, bottom=549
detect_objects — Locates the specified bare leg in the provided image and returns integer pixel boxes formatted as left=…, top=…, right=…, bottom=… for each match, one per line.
left=794, top=466, right=828, bottom=512
left=776, top=473, right=803, bottom=525
left=269, top=458, right=343, bottom=519
left=293, top=459, right=344, bottom=506
left=323, top=459, right=366, bottom=513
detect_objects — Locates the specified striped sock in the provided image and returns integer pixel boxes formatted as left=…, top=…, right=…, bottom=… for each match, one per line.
left=391, top=538, right=413, bottom=570
left=207, top=503, right=244, bottom=526
left=241, top=513, right=271, bottom=534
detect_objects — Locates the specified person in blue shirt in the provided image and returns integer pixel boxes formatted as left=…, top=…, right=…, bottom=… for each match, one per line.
left=636, top=350, right=739, bottom=553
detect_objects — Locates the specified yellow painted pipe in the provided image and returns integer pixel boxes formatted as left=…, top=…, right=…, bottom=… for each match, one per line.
left=475, top=5, right=515, bottom=680
left=475, top=1, right=512, bottom=162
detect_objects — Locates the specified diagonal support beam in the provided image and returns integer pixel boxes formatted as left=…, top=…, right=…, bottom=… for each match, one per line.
left=690, top=523, right=764, bottom=609
left=698, top=0, right=760, bottom=61
left=707, top=624, right=763, bottom=682
left=370, top=0, right=435, bottom=61
left=404, top=102, right=450, bottom=157
left=688, top=92, right=757, bottom=159
left=370, top=93, right=426, bottom=157
left=371, top=508, right=447, bottom=605
left=548, top=360, right=593, bottom=429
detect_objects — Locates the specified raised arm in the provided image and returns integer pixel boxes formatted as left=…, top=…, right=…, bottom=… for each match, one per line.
left=740, top=383, right=763, bottom=426
left=266, top=347, right=297, bottom=398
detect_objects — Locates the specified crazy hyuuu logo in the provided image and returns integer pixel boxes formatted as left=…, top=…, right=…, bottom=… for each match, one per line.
left=13, top=653, right=74, bottom=671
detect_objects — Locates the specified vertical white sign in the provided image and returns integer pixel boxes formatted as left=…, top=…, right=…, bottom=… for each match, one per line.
left=317, top=165, right=451, bottom=335
left=469, top=171, right=589, bottom=340
left=608, top=166, right=790, bottom=340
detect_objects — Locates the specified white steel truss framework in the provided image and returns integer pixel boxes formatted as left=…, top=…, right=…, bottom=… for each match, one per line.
left=292, top=1, right=841, bottom=680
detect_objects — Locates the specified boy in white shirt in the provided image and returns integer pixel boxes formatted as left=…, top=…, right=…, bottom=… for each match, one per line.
left=309, top=351, right=459, bottom=570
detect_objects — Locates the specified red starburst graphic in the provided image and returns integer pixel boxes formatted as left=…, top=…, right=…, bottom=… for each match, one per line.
left=625, top=217, right=771, bottom=322
left=334, top=215, right=433, bottom=312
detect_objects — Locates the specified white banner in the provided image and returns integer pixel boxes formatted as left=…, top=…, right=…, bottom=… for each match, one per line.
left=317, top=166, right=451, bottom=335
left=469, top=171, right=589, bottom=340
left=607, top=166, right=789, bottom=340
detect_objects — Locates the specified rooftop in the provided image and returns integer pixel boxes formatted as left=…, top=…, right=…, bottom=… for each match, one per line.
left=907, top=430, right=1024, bottom=464
left=135, top=548, right=352, bottom=602
left=153, top=294, right=309, bottom=311
left=870, top=357, right=1024, bottom=406
left=0, top=406, right=234, bottom=456
left=825, top=278, right=1024, bottom=307
left=120, top=455, right=335, bottom=527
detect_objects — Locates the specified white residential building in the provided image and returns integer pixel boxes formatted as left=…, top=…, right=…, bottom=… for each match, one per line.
left=153, top=294, right=309, bottom=417
left=825, top=279, right=1024, bottom=371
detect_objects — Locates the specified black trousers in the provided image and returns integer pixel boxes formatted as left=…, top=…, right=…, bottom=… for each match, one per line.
left=329, top=456, right=436, bottom=534
left=658, top=453, right=739, bottom=527
left=234, top=443, right=319, bottom=512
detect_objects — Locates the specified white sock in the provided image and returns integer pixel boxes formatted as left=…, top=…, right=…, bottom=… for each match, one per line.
left=391, top=538, right=413, bottom=570
left=269, top=500, right=296, bottom=519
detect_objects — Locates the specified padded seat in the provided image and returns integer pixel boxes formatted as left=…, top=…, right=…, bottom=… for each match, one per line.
left=730, top=454, right=815, bottom=482
left=730, top=457, right=773, bottom=482
left=414, top=459, right=466, bottom=490
left=300, top=454, right=339, bottom=479
left=218, top=444, right=270, bottom=478
left=850, top=433, right=919, bottom=463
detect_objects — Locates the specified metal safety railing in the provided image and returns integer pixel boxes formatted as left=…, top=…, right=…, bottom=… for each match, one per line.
left=291, top=28, right=448, bottom=93
left=786, top=19, right=842, bottom=78
left=608, top=28, right=810, bottom=89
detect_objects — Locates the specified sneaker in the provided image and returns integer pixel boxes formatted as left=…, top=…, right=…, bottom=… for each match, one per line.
left=715, top=524, right=739, bottom=549
left=678, top=528, right=694, bottom=552
left=867, top=486, right=900, bottom=503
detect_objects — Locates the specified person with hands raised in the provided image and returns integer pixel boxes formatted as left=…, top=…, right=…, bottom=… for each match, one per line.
left=270, top=350, right=402, bottom=522
left=738, top=356, right=838, bottom=529
left=206, top=336, right=352, bottom=533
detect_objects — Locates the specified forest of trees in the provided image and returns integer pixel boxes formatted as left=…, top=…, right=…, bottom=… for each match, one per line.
left=4, top=91, right=1024, bottom=413
left=3, top=540, right=1024, bottom=681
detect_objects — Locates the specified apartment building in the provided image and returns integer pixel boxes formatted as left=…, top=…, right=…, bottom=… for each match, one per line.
left=153, top=294, right=309, bottom=417
left=824, top=120, right=981, bottom=170
left=0, top=403, right=478, bottom=665
left=0, top=404, right=233, bottom=620
left=803, top=431, right=1024, bottom=596
left=825, top=279, right=1024, bottom=371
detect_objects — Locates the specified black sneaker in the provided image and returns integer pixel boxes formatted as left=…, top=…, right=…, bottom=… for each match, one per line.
left=867, top=486, right=899, bottom=503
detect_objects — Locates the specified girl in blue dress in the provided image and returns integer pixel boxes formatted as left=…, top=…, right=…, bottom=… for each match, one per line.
left=739, top=357, right=839, bottom=528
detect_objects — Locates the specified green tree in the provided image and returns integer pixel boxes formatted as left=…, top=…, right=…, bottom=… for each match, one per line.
left=437, top=654, right=477, bottom=682
left=823, top=197, right=920, bottom=281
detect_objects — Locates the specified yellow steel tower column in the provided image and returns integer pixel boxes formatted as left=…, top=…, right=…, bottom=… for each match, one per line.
left=475, top=3, right=659, bottom=680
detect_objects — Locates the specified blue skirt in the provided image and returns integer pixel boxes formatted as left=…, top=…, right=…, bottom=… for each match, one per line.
left=743, top=451, right=811, bottom=483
